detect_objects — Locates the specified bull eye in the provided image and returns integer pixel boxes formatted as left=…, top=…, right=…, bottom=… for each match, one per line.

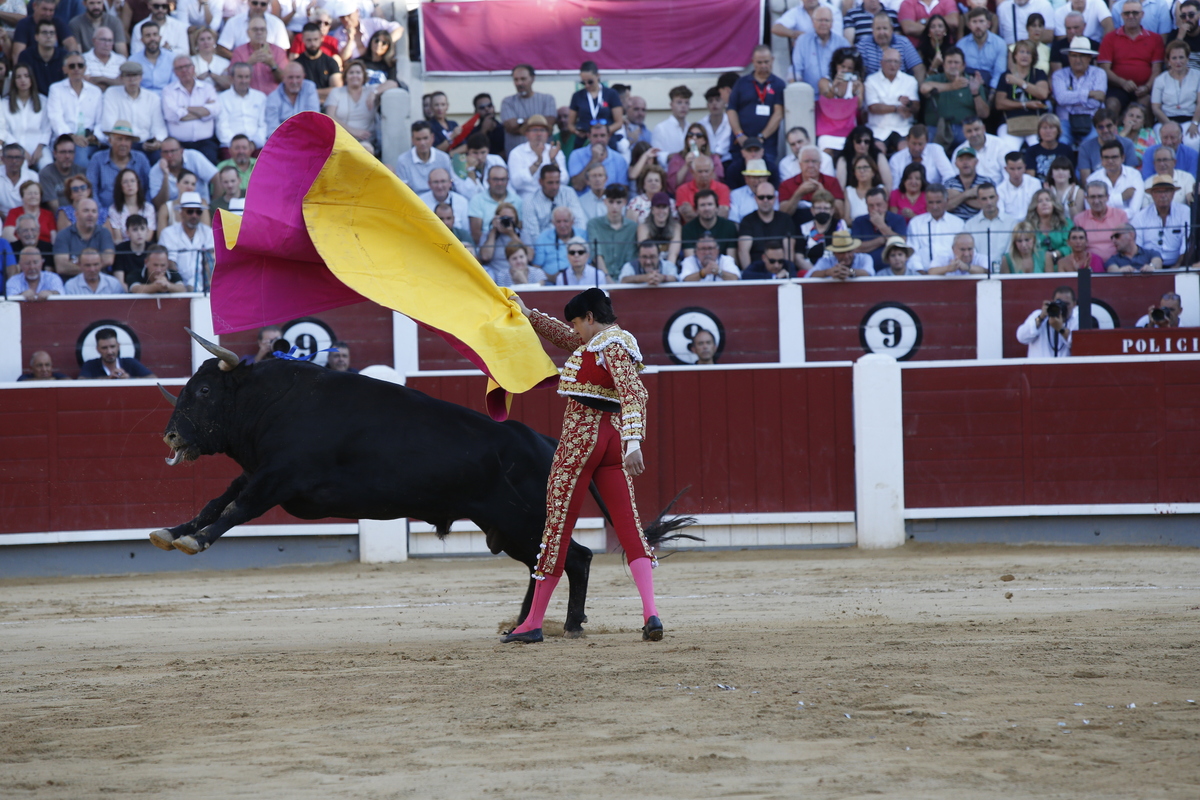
left=199, top=386, right=210, bottom=396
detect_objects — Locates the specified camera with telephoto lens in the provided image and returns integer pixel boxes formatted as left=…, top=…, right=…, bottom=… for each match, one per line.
left=1150, top=307, right=1169, bottom=324
left=1046, top=299, right=1069, bottom=319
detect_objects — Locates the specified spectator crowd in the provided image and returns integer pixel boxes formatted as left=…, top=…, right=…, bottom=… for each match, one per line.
left=4, top=0, right=1200, bottom=377
left=2, top=0, right=405, bottom=298
left=384, top=0, right=1199, bottom=289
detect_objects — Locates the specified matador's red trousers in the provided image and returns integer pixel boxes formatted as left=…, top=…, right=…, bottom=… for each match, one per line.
left=534, top=401, right=656, bottom=579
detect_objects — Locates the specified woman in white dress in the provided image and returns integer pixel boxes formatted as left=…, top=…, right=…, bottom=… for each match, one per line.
left=1, top=64, right=52, bottom=169
left=323, top=60, right=376, bottom=154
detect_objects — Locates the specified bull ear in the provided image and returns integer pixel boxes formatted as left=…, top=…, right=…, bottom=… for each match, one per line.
left=186, top=327, right=240, bottom=372
left=158, top=384, right=177, bottom=407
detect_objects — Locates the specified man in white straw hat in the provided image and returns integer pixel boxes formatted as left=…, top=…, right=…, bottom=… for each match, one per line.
left=809, top=230, right=874, bottom=279
left=1050, top=36, right=1107, bottom=145
left=879, top=236, right=921, bottom=275
left=86, top=118, right=150, bottom=209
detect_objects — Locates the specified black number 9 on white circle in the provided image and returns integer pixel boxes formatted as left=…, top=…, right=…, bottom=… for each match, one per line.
left=858, top=301, right=923, bottom=361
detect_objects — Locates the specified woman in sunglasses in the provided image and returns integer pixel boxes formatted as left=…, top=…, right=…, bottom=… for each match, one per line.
left=57, top=175, right=109, bottom=231
left=566, top=60, right=624, bottom=149
left=834, top=125, right=891, bottom=195
left=552, top=237, right=604, bottom=286
left=666, top=123, right=724, bottom=194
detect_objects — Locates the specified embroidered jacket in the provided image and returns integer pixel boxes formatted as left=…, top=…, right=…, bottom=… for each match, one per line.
left=529, top=310, right=648, bottom=441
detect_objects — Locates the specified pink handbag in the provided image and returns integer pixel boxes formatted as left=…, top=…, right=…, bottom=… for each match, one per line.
left=816, top=96, right=859, bottom=139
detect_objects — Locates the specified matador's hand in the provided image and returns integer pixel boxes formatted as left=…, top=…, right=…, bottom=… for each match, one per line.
left=624, top=448, right=644, bottom=477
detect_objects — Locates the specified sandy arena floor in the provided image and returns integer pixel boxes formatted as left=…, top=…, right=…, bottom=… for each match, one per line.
left=1, top=544, right=1198, bottom=799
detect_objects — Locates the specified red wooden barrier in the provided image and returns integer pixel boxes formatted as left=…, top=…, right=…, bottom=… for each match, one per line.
left=19, top=297, right=193, bottom=378
left=903, top=360, right=1200, bottom=508
left=0, top=365, right=857, bottom=537
left=409, top=366, right=856, bottom=517
left=1000, top=273, right=1178, bottom=358
left=802, top=278, right=978, bottom=362
left=0, top=385, right=324, bottom=535
left=416, top=284, right=782, bottom=370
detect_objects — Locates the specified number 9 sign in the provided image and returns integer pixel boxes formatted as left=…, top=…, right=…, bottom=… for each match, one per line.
left=858, top=301, right=923, bottom=361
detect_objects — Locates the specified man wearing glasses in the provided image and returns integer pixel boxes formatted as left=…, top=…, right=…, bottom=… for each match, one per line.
left=217, top=0, right=290, bottom=56
left=46, top=52, right=103, bottom=167
left=158, top=191, right=214, bottom=290
left=1074, top=109, right=1137, bottom=181
left=16, top=20, right=66, bottom=96
left=10, top=0, right=78, bottom=64
left=69, top=0, right=128, bottom=56
left=0, top=144, right=38, bottom=217
left=736, top=178, right=793, bottom=267
left=1097, top=0, right=1165, bottom=116
left=133, top=0, right=191, bottom=57
left=163, top=56, right=221, bottom=165
left=81, top=26, right=126, bottom=89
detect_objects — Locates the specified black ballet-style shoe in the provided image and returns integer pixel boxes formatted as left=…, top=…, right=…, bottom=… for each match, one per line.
left=642, top=616, right=663, bottom=641
left=502, top=628, right=543, bottom=644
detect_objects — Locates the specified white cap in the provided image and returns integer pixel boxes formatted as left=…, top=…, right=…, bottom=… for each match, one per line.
left=179, top=191, right=204, bottom=209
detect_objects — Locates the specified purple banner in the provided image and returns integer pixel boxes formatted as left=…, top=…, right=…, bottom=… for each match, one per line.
left=421, top=0, right=763, bottom=74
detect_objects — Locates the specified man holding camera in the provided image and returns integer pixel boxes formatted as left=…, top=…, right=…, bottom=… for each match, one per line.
left=1017, top=285, right=1078, bottom=357
left=1135, top=292, right=1182, bottom=328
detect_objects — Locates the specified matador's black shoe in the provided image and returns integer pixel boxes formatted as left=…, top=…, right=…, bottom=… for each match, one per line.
left=642, top=616, right=664, bottom=641
left=502, top=628, right=543, bottom=644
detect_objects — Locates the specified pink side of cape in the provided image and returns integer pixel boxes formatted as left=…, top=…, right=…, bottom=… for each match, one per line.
left=209, top=114, right=365, bottom=334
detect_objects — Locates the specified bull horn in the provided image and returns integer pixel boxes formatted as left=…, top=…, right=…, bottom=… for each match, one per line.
left=158, top=384, right=178, bottom=407
left=186, top=327, right=239, bottom=372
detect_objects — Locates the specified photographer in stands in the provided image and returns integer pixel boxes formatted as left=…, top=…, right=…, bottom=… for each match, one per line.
left=1017, top=285, right=1078, bottom=357
left=1136, top=292, right=1182, bottom=328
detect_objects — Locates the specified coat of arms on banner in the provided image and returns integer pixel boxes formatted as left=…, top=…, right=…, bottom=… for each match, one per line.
left=581, top=17, right=601, bottom=52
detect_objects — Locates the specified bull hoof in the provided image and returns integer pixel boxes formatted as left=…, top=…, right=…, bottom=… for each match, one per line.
left=562, top=629, right=586, bottom=639
left=173, top=535, right=207, bottom=555
left=148, top=530, right=179, bottom=551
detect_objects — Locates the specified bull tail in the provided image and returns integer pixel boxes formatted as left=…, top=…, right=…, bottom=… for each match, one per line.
left=588, top=484, right=702, bottom=556
left=642, top=487, right=702, bottom=550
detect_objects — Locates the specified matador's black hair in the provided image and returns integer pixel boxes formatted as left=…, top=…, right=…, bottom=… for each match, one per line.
left=564, top=288, right=616, bottom=324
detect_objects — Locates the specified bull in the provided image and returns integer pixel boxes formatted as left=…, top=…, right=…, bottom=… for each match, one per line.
left=154, top=330, right=694, bottom=636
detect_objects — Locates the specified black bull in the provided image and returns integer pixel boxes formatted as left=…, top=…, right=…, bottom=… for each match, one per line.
left=154, top=333, right=694, bottom=635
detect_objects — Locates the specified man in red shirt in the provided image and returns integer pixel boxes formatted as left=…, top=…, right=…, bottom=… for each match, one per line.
left=1073, top=181, right=1127, bottom=262
left=1097, top=0, right=1164, bottom=116
left=780, top=145, right=845, bottom=221
left=676, top=155, right=731, bottom=223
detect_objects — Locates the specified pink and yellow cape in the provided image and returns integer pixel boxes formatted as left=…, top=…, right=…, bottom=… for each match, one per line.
left=210, top=112, right=557, bottom=420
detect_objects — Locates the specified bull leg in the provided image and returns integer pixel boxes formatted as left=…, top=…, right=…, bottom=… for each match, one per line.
left=561, top=539, right=593, bottom=636
left=173, top=471, right=288, bottom=555
left=150, top=473, right=250, bottom=551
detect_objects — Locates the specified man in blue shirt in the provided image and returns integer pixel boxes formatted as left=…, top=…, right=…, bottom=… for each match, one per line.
left=793, top=7, right=849, bottom=91
left=727, top=45, right=787, bottom=177
left=1139, top=123, right=1199, bottom=178
left=265, top=62, right=320, bottom=138
left=959, top=8, right=1009, bottom=87
left=128, top=21, right=175, bottom=92
left=849, top=187, right=908, bottom=272
left=531, top=206, right=586, bottom=278
left=566, top=122, right=628, bottom=193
